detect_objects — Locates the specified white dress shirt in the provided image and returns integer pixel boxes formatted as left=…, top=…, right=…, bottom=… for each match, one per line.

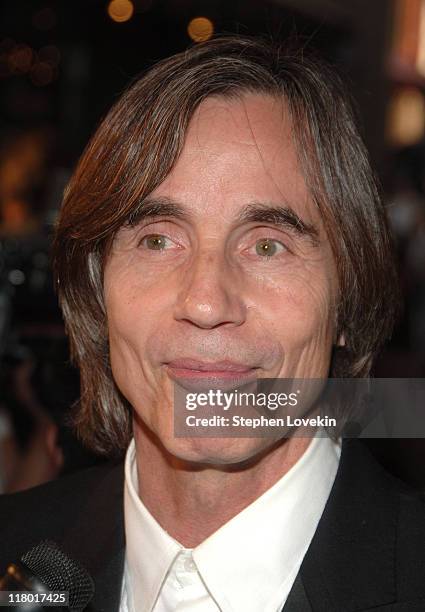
left=120, top=433, right=341, bottom=612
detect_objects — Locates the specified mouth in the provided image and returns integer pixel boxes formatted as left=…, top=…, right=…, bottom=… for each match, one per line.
left=164, top=358, right=259, bottom=390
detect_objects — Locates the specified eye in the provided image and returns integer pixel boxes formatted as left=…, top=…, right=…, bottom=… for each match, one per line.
left=254, top=238, right=287, bottom=258
left=139, top=234, right=173, bottom=250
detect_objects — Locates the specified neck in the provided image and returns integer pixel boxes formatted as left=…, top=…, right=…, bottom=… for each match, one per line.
left=133, top=418, right=311, bottom=547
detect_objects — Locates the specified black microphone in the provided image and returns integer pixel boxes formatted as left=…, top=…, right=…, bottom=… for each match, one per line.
left=0, top=540, right=94, bottom=611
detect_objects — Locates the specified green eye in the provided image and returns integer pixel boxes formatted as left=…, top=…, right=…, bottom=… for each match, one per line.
left=143, top=235, right=167, bottom=250
left=255, top=238, right=284, bottom=257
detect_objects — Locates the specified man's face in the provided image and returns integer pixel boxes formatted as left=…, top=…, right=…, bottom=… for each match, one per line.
left=104, top=93, right=340, bottom=464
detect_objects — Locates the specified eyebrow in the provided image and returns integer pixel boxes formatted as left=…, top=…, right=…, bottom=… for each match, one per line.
left=237, top=202, right=320, bottom=245
left=127, top=196, right=320, bottom=246
left=127, top=197, right=188, bottom=225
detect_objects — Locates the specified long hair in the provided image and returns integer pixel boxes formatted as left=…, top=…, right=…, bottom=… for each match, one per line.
left=53, top=36, right=400, bottom=455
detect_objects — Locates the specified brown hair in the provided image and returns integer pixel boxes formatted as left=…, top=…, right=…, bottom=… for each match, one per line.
left=53, top=36, right=400, bottom=455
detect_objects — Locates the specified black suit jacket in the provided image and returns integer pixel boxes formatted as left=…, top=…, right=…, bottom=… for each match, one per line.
left=0, top=439, right=424, bottom=612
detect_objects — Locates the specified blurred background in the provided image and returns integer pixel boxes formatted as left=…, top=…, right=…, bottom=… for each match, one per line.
left=0, top=0, right=425, bottom=493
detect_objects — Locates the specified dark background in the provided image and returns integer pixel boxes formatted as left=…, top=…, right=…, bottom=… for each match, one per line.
left=1, top=0, right=425, bottom=492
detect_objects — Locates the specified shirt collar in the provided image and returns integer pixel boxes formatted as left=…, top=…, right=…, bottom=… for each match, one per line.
left=124, top=441, right=182, bottom=612
left=124, top=433, right=341, bottom=612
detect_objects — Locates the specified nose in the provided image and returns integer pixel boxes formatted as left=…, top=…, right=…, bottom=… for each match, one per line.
left=174, top=250, right=246, bottom=329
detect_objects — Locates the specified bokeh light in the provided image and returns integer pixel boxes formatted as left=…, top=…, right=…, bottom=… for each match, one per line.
left=8, top=44, right=33, bottom=73
left=187, top=17, right=214, bottom=43
left=32, top=7, right=56, bottom=31
left=107, top=0, right=134, bottom=23
left=30, top=61, right=54, bottom=87
left=387, top=87, right=425, bottom=146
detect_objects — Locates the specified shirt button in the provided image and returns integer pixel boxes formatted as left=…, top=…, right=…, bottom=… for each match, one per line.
left=184, top=557, right=196, bottom=572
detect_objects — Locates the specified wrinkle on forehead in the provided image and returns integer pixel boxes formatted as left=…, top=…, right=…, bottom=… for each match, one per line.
left=190, top=93, right=292, bottom=153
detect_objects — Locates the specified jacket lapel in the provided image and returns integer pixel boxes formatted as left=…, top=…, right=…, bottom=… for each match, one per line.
left=283, top=573, right=313, bottom=611
left=60, top=461, right=126, bottom=612
left=299, top=439, right=398, bottom=612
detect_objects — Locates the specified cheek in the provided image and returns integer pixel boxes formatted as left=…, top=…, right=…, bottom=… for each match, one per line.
left=104, top=280, right=175, bottom=429
left=103, top=272, right=147, bottom=388
left=104, top=263, right=169, bottom=346
left=249, top=271, right=337, bottom=380
left=249, top=269, right=335, bottom=344
left=103, top=271, right=176, bottom=396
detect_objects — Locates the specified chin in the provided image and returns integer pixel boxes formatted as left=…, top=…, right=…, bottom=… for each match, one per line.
left=161, top=435, right=281, bottom=468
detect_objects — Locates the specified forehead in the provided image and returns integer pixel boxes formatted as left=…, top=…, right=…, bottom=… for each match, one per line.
left=190, top=93, right=291, bottom=150
left=150, top=93, right=319, bottom=229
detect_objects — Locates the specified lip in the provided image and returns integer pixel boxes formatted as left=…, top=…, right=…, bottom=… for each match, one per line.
left=165, top=358, right=258, bottom=386
left=166, top=358, right=256, bottom=373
